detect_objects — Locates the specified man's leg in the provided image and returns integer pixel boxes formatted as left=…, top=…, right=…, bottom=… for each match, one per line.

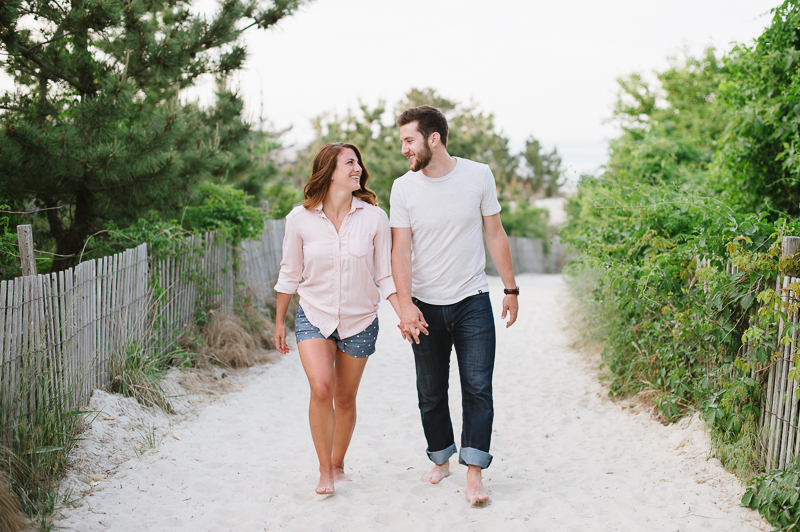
left=452, top=293, right=496, bottom=502
left=411, top=299, right=456, bottom=483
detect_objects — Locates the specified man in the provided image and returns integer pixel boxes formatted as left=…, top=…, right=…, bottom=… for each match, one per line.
left=389, top=105, right=519, bottom=504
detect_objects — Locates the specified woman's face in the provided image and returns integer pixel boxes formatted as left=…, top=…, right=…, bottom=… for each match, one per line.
left=330, top=148, right=362, bottom=193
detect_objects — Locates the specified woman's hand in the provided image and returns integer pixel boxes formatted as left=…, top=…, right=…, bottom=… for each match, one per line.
left=274, top=323, right=290, bottom=354
left=387, top=293, right=427, bottom=344
left=399, top=302, right=428, bottom=344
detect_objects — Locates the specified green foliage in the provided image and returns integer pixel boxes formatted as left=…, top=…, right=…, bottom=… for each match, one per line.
left=215, top=127, right=285, bottom=202
left=184, top=184, right=265, bottom=244
left=262, top=178, right=303, bottom=219
left=0, top=205, right=19, bottom=279
left=743, top=459, right=800, bottom=530
left=522, top=137, right=565, bottom=197
left=716, top=0, right=800, bottom=216
left=85, top=216, right=192, bottom=263
left=710, top=413, right=762, bottom=480
left=499, top=202, right=549, bottom=239
left=0, top=0, right=309, bottom=272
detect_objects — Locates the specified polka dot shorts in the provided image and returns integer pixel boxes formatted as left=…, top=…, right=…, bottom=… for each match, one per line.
left=294, top=305, right=379, bottom=358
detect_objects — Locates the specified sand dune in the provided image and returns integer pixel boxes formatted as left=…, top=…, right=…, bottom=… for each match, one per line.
left=56, top=275, right=768, bottom=531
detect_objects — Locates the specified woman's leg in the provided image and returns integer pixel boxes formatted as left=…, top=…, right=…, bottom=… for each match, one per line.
left=331, top=349, right=369, bottom=481
left=298, top=338, right=339, bottom=494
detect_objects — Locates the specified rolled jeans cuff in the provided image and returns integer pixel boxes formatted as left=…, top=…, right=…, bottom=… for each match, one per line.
left=426, top=443, right=457, bottom=465
left=459, top=446, right=493, bottom=469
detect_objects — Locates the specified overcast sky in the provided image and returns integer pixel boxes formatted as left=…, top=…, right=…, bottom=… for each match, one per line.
left=213, top=0, right=778, bottom=175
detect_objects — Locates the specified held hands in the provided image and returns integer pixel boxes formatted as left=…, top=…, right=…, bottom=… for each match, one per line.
left=397, top=303, right=429, bottom=344
left=273, top=324, right=290, bottom=354
left=501, top=294, right=519, bottom=328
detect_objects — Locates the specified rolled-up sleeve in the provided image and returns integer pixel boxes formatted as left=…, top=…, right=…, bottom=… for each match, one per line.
left=274, top=213, right=303, bottom=294
left=373, top=209, right=396, bottom=299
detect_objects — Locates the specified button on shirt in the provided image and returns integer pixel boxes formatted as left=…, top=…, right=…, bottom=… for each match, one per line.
left=274, top=197, right=397, bottom=339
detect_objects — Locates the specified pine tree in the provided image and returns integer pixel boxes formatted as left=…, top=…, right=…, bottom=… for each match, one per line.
left=523, top=136, right=564, bottom=198
left=0, top=0, right=308, bottom=271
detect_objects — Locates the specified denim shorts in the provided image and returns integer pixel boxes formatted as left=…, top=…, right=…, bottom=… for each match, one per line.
left=294, top=306, right=378, bottom=358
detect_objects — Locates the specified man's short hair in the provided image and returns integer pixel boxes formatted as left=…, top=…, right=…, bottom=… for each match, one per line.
left=397, top=105, right=449, bottom=148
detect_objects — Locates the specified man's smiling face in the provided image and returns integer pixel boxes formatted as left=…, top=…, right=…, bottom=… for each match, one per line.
left=400, top=122, right=433, bottom=172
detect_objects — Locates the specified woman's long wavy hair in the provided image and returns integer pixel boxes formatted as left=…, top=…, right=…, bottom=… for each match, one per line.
left=302, top=142, right=378, bottom=209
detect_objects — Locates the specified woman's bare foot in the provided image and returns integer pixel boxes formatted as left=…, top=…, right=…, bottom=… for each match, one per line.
left=332, top=466, right=351, bottom=482
left=315, top=470, right=335, bottom=495
left=421, top=461, right=450, bottom=484
left=466, top=465, right=489, bottom=504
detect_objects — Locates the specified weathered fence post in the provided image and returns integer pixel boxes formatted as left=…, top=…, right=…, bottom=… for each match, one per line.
left=260, top=200, right=270, bottom=217
left=784, top=237, right=800, bottom=277
left=16, top=225, right=35, bottom=276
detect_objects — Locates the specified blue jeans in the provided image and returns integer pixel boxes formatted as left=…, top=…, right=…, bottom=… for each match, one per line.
left=411, top=292, right=495, bottom=469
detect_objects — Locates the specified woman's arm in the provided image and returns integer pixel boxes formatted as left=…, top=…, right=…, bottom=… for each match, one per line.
left=273, top=212, right=302, bottom=354
left=385, top=292, right=411, bottom=342
left=274, top=292, right=293, bottom=354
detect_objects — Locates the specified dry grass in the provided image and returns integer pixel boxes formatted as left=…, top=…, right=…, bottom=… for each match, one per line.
left=0, top=471, right=27, bottom=532
left=202, top=312, right=275, bottom=369
left=239, top=295, right=276, bottom=351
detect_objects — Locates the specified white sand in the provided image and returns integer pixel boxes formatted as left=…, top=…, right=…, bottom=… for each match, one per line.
left=56, top=275, right=768, bottom=531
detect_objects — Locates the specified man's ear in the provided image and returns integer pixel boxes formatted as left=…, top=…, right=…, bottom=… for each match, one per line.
left=429, top=132, right=440, bottom=147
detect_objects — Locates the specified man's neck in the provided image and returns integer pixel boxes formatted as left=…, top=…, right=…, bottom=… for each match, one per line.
left=421, top=151, right=457, bottom=179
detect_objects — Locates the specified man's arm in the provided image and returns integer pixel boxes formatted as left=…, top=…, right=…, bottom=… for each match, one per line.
left=391, top=226, right=428, bottom=343
left=483, top=213, right=519, bottom=328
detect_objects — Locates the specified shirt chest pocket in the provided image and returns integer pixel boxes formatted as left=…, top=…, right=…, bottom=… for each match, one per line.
left=348, top=232, right=372, bottom=258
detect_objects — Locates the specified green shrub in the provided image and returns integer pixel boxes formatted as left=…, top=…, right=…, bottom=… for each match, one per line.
left=743, top=459, right=800, bottom=530
left=184, top=183, right=265, bottom=244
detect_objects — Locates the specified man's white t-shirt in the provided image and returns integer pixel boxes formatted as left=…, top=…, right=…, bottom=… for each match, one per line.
left=389, top=157, right=502, bottom=305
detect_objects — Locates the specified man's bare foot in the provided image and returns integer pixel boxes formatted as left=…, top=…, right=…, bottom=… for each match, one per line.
left=332, top=466, right=351, bottom=482
left=466, top=465, right=489, bottom=504
left=421, top=461, right=450, bottom=484
left=315, top=470, right=334, bottom=495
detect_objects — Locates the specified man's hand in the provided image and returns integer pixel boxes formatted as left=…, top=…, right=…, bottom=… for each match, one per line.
left=400, top=302, right=429, bottom=344
left=501, top=294, right=518, bottom=328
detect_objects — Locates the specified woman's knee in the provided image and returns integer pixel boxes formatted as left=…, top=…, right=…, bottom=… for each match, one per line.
left=333, top=389, right=357, bottom=410
left=309, top=379, right=335, bottom=402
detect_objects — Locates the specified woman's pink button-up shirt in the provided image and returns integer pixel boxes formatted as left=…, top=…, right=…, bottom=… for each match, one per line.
left=274, top=197, right=397, bottom=339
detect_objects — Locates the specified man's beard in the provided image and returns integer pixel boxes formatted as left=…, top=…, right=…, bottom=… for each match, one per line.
left=410, top=140, right=433, bottom=172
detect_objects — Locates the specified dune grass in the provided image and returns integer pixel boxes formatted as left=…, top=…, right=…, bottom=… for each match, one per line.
left=0, top=345, right=87, bottom=531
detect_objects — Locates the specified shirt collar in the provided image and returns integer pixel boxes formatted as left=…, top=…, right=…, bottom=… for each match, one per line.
left=314, top=196, right=366, bottom=216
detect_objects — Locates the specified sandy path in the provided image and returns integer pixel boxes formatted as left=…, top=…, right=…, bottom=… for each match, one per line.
left=57, top=275, right=768, bottom=531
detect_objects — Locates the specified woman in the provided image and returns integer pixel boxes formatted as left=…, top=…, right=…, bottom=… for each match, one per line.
left=273, top=142, right=401, bottom=495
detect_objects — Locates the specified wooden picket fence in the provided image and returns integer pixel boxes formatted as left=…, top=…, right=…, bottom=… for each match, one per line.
left=758, top=237, right=800, bottom=470
left=700, top=236, right=800, bottom=471
left=0, top=220, right=286, bottom=432
left=693, top=244, right=800, bottom=472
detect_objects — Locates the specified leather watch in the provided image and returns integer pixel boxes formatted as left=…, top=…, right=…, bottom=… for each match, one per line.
left=503, top=286, right=520, bottom=295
